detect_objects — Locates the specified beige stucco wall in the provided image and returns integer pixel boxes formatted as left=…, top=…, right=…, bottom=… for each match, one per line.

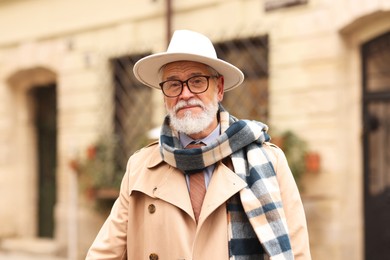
left=0, top=0, right=389, bottom=259
left=268, top=2, right=389, bottom=259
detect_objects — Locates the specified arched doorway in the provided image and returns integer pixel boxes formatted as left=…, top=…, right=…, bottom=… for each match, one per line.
left=362, top=30, right=390, bottom=259
left=7, top=67, right=57, bottom=238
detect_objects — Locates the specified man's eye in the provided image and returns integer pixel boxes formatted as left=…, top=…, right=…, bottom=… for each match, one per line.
left=168, top=82, right=181, bottom=88
left=191, top=78, right=204, bottom=85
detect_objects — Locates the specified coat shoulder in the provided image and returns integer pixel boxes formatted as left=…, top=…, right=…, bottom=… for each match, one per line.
left=128, top=140, right=162, bottom=169
left=263, top=141, right=286, bottom=160
left=133, top=140, right=159, bottom=154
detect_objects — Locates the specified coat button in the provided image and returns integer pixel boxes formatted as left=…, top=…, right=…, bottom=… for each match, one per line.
left=148, top=204, right=156, bottom=214
left=149, top=253, right=158, bottom=260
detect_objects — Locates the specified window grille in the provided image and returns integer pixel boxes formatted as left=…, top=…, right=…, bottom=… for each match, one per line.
left=215, top=35, right=269, bottom=121
left=110, top=53, right=153, bottom=171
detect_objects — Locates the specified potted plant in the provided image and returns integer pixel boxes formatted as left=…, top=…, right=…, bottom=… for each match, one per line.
left=73, top=136, right=124, bottom=201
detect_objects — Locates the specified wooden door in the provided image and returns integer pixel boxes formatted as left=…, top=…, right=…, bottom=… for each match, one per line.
left=362, top=31, right=390, bottom=260
left=31, top=84, right=57, bottom=238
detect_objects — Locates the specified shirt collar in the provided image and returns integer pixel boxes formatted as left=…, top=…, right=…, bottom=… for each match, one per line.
left=179, top=124, right=221, bottom=148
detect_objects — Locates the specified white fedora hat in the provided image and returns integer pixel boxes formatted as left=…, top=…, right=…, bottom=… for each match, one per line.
left=133, top=30, right=244, bottom=92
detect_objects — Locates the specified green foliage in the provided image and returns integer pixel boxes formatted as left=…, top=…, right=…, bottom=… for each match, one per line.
left=77, top=136, right=124, bottom=191
left=272, top=130, right=307, bottom=183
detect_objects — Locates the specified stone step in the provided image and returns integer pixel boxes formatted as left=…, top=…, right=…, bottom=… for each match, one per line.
left=0, top=238, right=66, bottom=260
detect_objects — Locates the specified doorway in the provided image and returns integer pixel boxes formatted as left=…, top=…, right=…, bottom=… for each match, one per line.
left=30, top=84, right=57, bottom=238
left=362, top=31, right=390, bottom=259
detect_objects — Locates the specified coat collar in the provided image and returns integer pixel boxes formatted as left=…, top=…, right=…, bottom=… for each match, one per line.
left=130, top=144, right=247, bottom=223
left=146, top=142, right=164, bottom=168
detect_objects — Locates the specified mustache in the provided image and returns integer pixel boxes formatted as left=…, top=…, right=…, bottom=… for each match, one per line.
left=173, top=99, right=205, bottom=113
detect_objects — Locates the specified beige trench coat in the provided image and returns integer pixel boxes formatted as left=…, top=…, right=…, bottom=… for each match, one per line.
left=86, top=142, right=311, bottom=260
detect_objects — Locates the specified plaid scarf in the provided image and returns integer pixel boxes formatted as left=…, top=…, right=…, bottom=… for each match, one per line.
left=159, top=106, right=293, bottom=260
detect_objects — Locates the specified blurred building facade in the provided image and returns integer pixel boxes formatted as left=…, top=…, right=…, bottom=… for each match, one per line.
left=0, top=0, right=389, bottom=259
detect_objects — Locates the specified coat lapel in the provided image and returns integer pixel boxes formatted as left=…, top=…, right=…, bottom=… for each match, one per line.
left=129, top=145, right=194, bottom=218
left=199, top=162, right=247, bottom=225
left=153, top=168, right=195, bottom=219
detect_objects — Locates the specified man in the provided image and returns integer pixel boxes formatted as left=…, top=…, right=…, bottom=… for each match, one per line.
left=86, top=30, right=311, bottom=260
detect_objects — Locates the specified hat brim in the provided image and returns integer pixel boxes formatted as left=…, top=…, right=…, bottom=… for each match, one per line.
left=133, top=53, right=244, bottom=92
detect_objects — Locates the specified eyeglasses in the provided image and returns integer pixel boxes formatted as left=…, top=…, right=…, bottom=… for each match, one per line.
left=159, top=75, right=218, bottom=98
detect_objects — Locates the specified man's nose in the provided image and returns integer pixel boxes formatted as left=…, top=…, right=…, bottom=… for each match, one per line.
left=179, top=83, right=195, bottom=99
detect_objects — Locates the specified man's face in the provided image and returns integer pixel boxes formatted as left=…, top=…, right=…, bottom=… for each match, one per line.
left=161, top=61, right=224, bottom=138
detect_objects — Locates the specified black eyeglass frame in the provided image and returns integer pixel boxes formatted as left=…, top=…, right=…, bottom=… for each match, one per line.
left=159, top=75, right=218, bottom=98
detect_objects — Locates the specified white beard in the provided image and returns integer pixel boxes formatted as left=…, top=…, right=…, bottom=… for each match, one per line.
left=167, top=97, right=219, bottom=135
